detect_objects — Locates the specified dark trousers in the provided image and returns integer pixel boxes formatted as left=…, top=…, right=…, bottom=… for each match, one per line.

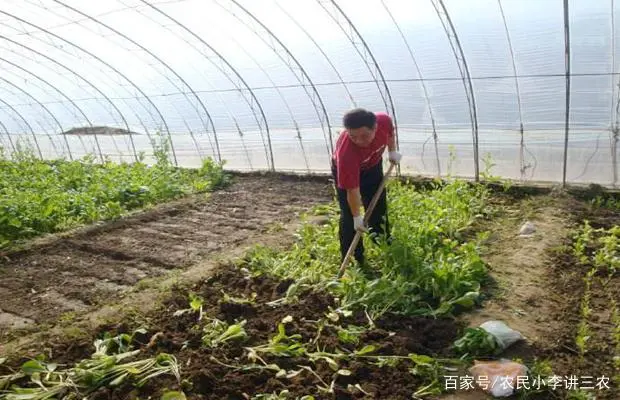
left=331, top=161, right=390, bottom=265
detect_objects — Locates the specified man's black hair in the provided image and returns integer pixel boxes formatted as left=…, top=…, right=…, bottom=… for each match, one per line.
left=343, top=108, right=376, bottom=130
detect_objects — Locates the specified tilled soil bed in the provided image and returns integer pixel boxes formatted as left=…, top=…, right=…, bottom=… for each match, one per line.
left=538, top=198, right=620, bottom=399
left=1, top=264, right=461, bottom=400
left=0, top=173, right=333, bottom=333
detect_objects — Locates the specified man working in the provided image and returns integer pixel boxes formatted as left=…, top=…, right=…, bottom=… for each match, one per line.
left=331, top=108, right=401, bottom=269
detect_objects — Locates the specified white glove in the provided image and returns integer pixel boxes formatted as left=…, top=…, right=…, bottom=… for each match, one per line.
left=353, top=215, right=367, bottom=232
left=388, top=151, right=402, bottom=164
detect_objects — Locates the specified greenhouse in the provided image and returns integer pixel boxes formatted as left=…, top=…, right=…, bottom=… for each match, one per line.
left=0, top=1, right=618, bottom=399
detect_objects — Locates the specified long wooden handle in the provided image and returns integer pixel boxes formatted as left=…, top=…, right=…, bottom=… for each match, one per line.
left=337, top=162, right=395, bottom=278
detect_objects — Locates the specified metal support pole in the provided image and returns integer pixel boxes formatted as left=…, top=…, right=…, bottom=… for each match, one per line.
left=562, top=0, right=571, bottom=187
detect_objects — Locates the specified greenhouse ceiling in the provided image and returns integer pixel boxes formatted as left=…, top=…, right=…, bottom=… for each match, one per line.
left=0, top=0, right=618, bottom=187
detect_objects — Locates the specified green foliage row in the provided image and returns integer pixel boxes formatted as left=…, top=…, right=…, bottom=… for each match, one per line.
left=0, top=138, right=230, bottom=249
left=571, top=221, right=619, bottom=375
left=243, top=176, right=491, bottom=318
left=572, top=220, right=619, bottom=276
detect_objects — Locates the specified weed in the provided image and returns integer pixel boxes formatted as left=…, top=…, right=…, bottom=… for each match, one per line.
left=567, top=220, right=620, bottom=386
left=514, top=359, right=556, bottom=399
left=245, top=321, right=307, bottom=364
left=589, top=194, right=620, bottom=211
left=62, top=326, right=90, bottom=341
left=265, top=222, right=286, bottom=233
left=611, top=296, right=620, bottom=384
left=58, top=311, right=77, bottom=325
left=576, top=267, right=595, bottom=359
left=566, top=389, right=597, bottom=399
left=335, top=324, right=366, bottom=346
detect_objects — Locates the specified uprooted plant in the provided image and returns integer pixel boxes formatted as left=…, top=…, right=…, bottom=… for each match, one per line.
left=0, top=332, right=180, bottom=399
left=206, top=313, right=465, bottom=397
left=202, top=318, right=248, bottom=348
left=173, top=292, right=205, bottom=322
left=452, top=327, right=501, bottom=359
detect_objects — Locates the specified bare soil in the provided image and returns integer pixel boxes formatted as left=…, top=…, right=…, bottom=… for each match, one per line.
left=1, top=263, right=461, bottom=400
left=0, top=173, right=333, bottom=341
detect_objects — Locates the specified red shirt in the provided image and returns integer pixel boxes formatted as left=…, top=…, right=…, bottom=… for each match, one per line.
left=332, top=112, right=394, bottom=190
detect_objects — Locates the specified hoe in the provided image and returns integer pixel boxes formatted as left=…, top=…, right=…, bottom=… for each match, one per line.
left=337, top=162, right=396, bottom=278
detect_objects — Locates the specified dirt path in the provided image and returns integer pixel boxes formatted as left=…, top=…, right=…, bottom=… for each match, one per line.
left=462, top=197, right=569, bottom=351
left=436, top=193, right=573, bottom=399
left=0, top=173, right=334, bottom=355
left=437, top=191, right=619, bottom=399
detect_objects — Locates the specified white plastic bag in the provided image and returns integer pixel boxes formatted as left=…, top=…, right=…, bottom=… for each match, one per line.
left=479, top=320, right=523, bottom=351
left=469, top=359, right=528, bottom=397
left=519, top=221, right=536, bottom=236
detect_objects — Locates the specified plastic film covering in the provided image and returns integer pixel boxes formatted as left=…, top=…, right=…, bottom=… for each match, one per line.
left=0, top=0, right=618, bottom=186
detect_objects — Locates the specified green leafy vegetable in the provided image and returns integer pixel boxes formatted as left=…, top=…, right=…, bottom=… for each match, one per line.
left=0, top=135, right=230, bottom=250
left=452, top=327, right=500, bottom=357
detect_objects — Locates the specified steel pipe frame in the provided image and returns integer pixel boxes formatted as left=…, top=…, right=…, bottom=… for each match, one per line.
left=316, top=0, right=398, bottom=156
left=0, top=75, right=80, bottom=160
left=0, top=25, right=141, bottom=163
left=33, top=0, right=216, bottom=163
left=498, top=0, right=524, bottom=180
left=497, top=0, right=538, bottom=181
left=0, top=66, right=100, bottom=161
left=219, top=0, right=330, bottom=164
left=430, top=0, right=480, bottom=181
left=215, top=0, right=334, bottom=163
left=219, top=38, right=311, bottom=171
left=611, top=0, right=619, bottom=186
left=0, top=85, right=69, bottom=158
left=135, top=0, right=274, bottom=170
left=0, top=39, right=133, bottom=162
left=30, top=39, right=196, bottom=162
left=50, top=3, right=215, bottom=164
left=3, top=8, right=138, bottom=162
left=275, top=2, right=357, bottom=109
left=559, top=6, right=609, bottom=187
left=0, top=10, right=173, bottom=165
left=3, top=17, right=152, bottom=158
left=571, top=1, right=617, bottom=185
left=52, top=0, right=217, bottom=166
left=18, top=0, right=160, bottom=34
left=190, top=8, right=311, bottom=172
left=0, top=112, right=16, bottom=153
left=379, top=0, right=440, bottom=176
left=127, top=2, right=243, bottom=168
left=0, top=44, right=146, bottom=161
left=562, top=0, right=571, bottom=187
left=0, top=97, right=42, bottom=158
left=7, top=0, right=615, bottom=184
left=0, top=56, right=104, bottom=161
